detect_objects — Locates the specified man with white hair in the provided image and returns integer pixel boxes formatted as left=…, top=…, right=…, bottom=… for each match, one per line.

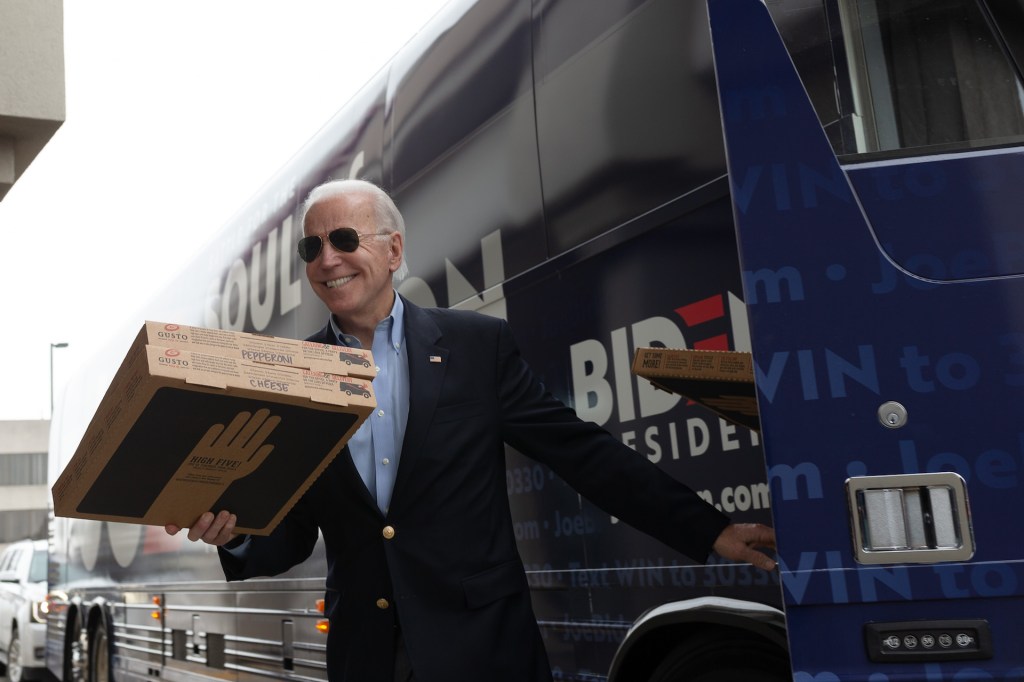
left=169, top=179, right=776, bottom=682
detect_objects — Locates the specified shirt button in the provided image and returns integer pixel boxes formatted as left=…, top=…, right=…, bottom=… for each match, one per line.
left=377, top=409, right=385, bottom=417
left=375, top=365, right=381, bottom=372
left=376, top=598, right=390, bottom=610
left=382, top=526, right=396, bottom=540
left=382, top=458, right=390, bottom=466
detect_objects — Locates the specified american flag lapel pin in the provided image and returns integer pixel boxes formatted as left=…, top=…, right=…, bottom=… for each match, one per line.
left=429, top=355, right=443, bottom=363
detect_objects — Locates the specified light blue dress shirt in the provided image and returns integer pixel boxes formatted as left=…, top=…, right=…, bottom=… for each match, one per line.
left=330, top=293, right=410, bottom=515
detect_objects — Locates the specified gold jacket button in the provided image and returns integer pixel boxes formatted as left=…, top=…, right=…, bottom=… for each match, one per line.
left=382, top=525, right=396, bottom=540
left=376, top=598, right=390, bottom=610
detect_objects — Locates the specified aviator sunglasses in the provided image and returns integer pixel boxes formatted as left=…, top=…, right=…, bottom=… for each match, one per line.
left=297, top=227, right=390, bottom=263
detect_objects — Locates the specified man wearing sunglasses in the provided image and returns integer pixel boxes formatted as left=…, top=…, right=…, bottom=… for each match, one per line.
left=169, top=179, right=776, bottom=682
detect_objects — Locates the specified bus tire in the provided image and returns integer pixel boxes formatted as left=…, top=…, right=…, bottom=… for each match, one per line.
left=647, top=627, right=789, bottom=682
left=64, top=609, right=87, bottom=682
left=88, top=617, right=112, bottom=682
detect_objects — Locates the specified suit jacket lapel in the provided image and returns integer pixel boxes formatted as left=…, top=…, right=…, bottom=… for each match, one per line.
left=307, top=300, right=446, bottom=515
left=390, top=299, right=447, bottom=512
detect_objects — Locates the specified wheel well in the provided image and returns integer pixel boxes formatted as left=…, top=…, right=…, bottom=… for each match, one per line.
left=610, top=621, right=789, bottom=682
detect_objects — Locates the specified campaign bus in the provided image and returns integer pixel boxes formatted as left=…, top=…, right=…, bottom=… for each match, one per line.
left=45, top=0, right=1024, bottom=680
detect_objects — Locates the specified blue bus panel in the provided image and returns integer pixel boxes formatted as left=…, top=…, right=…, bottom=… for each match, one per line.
left=710, top=0, right=1024, bottom=678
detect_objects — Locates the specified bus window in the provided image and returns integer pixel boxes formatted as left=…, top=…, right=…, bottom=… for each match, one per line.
left=982, top=0, right=1024, bottom=80
left=772, top=0, right=1024, bottom=157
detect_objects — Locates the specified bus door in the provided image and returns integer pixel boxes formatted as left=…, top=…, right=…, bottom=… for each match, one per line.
left=709, top=0, right=1024, bottom=679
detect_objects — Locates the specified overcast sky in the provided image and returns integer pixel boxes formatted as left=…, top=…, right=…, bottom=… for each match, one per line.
left=0, top=0, right=449, bottom=421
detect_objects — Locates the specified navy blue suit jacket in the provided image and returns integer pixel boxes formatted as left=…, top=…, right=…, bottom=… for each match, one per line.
left=219, top=298, right=730, bottom=682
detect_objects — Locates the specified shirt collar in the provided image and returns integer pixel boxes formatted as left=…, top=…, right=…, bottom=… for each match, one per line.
left=330, top=291, right=405, bottom=350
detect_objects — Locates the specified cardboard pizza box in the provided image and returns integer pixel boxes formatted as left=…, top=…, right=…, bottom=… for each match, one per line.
left=632, top=347, right=759, bottom=432
left=52, top=329, right=375, bottom=535
left=141, top=320, right=376, bottom=379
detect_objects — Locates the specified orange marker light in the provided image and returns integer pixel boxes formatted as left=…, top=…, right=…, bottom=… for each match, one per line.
left=315, top=619, right=329, bottom=634
left=315, top=599, right=325, bottom=614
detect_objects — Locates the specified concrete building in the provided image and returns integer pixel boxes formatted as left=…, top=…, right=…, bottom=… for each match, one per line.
left=0, top=420, right=50, bottom=543
left=0, top=0, right=65, bottom=201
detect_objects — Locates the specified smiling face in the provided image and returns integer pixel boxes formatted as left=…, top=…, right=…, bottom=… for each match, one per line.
left=303, top=190, right=403, bottom=338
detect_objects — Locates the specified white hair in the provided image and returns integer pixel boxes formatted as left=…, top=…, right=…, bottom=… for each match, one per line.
left=300, top=179, right=409, bottom=283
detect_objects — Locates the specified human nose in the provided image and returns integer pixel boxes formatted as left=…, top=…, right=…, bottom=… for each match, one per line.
left=304, top=234, right=341, bottom=266
left=317, top=238, right=349, bottom=266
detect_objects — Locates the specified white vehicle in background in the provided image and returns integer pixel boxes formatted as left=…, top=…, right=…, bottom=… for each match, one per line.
left=0, top=539, right=48, bottom=682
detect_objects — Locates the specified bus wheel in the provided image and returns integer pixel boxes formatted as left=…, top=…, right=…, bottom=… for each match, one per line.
left=647, top=628, right=790, bottom=682
left=89, top=618, right=112, bottom=682
left=65, top=609, right=88, bottom=682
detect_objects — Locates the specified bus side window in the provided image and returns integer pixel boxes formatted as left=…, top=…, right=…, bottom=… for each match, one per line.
left=771, top=0, right=1024, bottom=158
left=982, top=0, right=1024, bottom=82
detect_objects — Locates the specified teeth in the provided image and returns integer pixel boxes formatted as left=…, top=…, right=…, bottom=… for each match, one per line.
left=327, top=275, right=354, bottom=288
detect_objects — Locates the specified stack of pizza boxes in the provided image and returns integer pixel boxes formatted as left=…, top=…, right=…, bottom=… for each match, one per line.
left=52, top=321, right=376, bottom=535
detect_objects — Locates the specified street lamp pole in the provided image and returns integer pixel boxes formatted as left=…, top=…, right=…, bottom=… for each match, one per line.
left=50, top=342, right=68, bottom=417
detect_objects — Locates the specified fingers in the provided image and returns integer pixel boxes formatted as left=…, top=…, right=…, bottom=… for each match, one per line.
left=218, top=412, right=253, bottom=447
left=713, top=523, right=778, bottom=572
left=245, top=410, right=280, bottom=451
left=740, top=523, right=777, bottom=551
left=230, top=409, right=269, bottom=451
left=743, top=547, right=778, bottom=572
left=246, top=443, right=276, bottom=470
left=184, top=510, right=238, bottom=545
left=247, top=415, right=282, bottom=458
